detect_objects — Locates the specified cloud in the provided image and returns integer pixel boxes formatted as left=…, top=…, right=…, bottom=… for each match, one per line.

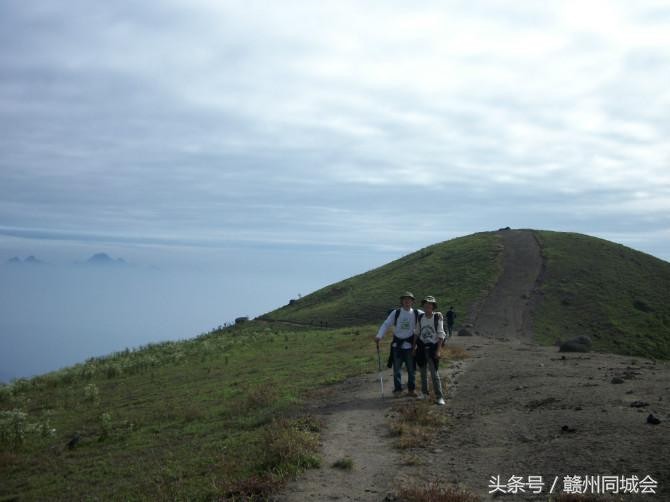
left=1, top=0, right=669, bottom=262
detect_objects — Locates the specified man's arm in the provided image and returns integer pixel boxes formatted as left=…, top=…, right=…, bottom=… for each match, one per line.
left=436, top=313, right=447, bottom=350
left=375, top=310, right=395, bottom=345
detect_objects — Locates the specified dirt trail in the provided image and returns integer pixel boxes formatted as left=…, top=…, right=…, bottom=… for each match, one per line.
left=474, top=229, right=543, bottom=339
left=275, top=374, right=405, bottom=501
left=406, top=334, right=670, bottom=500
left=274, top=230, right=670, bottom=501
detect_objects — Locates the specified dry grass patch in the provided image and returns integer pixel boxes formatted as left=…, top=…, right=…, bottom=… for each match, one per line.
left=401, top=453, right=422, bottom=466
left=396, top=481, right=480, bottom=501
left=444, top=346, right=470, bottom=360
left=388, top=401, right=447, bottom=449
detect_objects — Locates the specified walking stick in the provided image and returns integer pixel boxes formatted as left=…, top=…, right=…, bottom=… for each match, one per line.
left=376, top=345, right=384, bottom=399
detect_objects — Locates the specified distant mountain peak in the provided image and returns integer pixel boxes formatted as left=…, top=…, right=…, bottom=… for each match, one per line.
left=85, top=253, right=128, bottom=266
left=5, top=255, right=43, bottom=265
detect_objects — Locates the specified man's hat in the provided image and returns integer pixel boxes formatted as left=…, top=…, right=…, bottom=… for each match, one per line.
left=421, top=295, right=438, bottom=308
left=399, top=291, right=415, bottom=300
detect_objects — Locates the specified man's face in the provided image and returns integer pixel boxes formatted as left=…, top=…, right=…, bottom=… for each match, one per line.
left=401, top=297, right=413, bottom=309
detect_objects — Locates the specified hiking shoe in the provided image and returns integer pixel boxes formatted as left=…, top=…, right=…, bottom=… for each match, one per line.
left=392, top=389, right=403, bottom=397
left=407, top=390, right=417, bottom=398
left=416, top=393, right=426, bottom=400
left=436, top=397, right=446, bottom=406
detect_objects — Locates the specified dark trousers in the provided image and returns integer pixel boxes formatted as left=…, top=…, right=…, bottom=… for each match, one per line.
left=392, top=347, right=415, bottom=392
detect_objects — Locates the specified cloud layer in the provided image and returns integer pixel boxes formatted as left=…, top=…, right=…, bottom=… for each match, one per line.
left=1, top=0, right=669, bottom=261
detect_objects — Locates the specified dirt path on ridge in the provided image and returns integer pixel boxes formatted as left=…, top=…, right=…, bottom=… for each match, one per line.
left=274, top=230, right=670, bottom=501
left=473, top=229, right=542, bottom=339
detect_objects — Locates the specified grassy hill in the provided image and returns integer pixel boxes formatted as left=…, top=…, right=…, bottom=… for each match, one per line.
left=263, top=229, right=670, bottom=359
left=532, top=230, right=670, bottom=359
left=261, top=232, right=504, bottom=328
left=3, top=228, right=669, bottom=499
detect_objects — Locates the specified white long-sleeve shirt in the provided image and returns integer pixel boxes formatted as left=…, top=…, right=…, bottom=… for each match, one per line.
left=414, top=312, right=447, bottom=345
left=376, top=307, right=422, bottom=349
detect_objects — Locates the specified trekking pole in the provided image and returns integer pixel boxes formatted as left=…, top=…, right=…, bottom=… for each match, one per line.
left=376, top=345, right=384, bottom=399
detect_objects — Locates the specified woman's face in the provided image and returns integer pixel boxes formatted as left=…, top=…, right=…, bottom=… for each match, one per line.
left=423, top=302, right=434, bottom=314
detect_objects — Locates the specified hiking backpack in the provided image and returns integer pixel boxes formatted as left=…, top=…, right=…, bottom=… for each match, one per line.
left=418, top=312, right=441, bottom=332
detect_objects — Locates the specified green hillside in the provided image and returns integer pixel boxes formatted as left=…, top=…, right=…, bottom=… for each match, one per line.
left=533, top=231, right=670, bottom=359
left=0, top=323, right=376, bottom=500
left=261, top=232, right=504, bottom=327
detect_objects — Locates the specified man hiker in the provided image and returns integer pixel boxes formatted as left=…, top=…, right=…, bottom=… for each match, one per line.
left=375, top=292, right=420, bottom=397
left=444, top=305, right=456, bottom=342
left=413, top=295, right=447, bottom=405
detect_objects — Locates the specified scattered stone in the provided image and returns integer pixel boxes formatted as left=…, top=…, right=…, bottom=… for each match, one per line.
left=574, top=406, right=583, bottom=411
left=611, top=377, right=625, bottom=384
left=559, top=336, right=592, bottom=353
left=646, top=414, right=661, bottom=425
left=458, top=328, right=473, bottom=336
left=630, top=401, right=649, bottom=408
left=561, top=425, right=577, bottom=433
left=527, top=397, right=558, bottom=410
left=622, top=370, right=640, bottom=380
left=574, top=335, right=592, bottom=346
left=625, top=390, right=634, bottom=394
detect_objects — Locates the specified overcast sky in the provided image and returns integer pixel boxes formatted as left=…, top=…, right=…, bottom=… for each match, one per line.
left=1, top=0, right=669, bottom=269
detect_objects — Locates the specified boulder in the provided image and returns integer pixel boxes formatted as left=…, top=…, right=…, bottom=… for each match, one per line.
left=559, top=336, right=592, bottom=353
left=559, top=341, right=590, bottom=353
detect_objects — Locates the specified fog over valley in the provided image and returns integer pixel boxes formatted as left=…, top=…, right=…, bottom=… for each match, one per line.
left=0, top=248, right=376, bottom=382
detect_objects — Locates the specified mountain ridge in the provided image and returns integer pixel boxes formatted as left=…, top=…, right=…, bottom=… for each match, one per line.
left=262, top=228, right=670, bottom=359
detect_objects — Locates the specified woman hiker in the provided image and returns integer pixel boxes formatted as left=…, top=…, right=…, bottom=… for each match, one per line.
left=375, top=291, right=420, bottom=397
left=413, top=295, right=447, bottom=405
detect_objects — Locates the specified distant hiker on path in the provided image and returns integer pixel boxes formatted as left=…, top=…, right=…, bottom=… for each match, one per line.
left=444, top=306, right=456, bottom=342
left=413, top=296, right=447, bottom=405
left=375, top=292, right=420, bottom=397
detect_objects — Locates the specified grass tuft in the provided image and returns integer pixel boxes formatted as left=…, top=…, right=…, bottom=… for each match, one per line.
left=331, top=457, right=354, bottom=470
left=388, top=401, right=447, bottom=449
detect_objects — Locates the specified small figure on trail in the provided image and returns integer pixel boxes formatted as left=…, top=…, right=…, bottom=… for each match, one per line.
left=444, top=305, right=456, bottom=342
left=413, top=296, right=447, bottom=405
left=375, top=291, right=420, bottom=397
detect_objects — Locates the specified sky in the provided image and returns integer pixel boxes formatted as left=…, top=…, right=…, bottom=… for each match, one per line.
left=1, top=1, right=669, bottom=378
